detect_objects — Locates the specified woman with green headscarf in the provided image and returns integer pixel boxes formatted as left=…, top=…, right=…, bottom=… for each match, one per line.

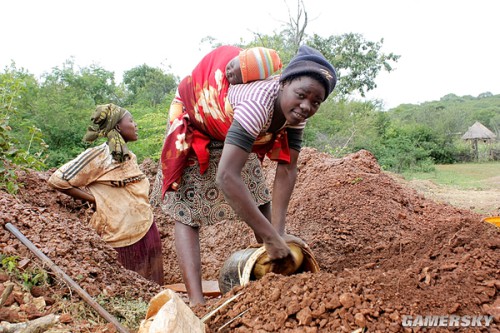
left=48, top=104, right=164, bottom=285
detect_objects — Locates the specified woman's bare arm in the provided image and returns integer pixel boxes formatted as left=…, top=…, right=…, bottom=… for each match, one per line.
left=216, top=143, right=290, bottom=259
left=271, top=148, right=299, bottom=235
left=57, top=187, right=96, bottom=204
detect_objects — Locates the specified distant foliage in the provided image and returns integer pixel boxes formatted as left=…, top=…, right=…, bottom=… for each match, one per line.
left=4, top=61, right=177, bottom=168
left=0, top=63, right=47, bottom=193
left=127, top=100, right=173, bottom=162
left=305, top=92, right=500, bottom=171
left=391, top=94, right=500, bottom=138
left=308, top=33, right=400, bottom=98
left=123, top=64, right=178, bottom=107
left=1, top=1, right=499, bottom=180
left=32, top=60, right=112, bottom=166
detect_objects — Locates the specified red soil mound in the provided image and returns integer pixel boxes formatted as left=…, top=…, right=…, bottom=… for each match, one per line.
left=0, top=148, right=498, bottom=332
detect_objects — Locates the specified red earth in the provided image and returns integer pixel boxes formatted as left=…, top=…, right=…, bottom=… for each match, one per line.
left=0, top=148, right=499, bottom=332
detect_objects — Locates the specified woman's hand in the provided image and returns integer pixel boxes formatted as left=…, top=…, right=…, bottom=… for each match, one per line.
left=281, top=233, right=307, bottom=247
left=263, top=235, right=291, bottom=260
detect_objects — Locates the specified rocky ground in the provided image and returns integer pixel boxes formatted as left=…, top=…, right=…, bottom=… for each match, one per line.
left=0, top=148, right=498, bottom=332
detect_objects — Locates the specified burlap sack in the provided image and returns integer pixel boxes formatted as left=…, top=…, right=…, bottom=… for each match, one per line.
left=137, top=289, right=205, bottom=333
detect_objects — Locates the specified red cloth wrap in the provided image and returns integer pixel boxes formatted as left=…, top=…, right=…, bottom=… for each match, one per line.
left=161, top=46, right=290, bottom=197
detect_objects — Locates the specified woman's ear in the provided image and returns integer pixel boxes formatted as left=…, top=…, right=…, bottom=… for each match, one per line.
left=116, top=126, right=121, bottom=133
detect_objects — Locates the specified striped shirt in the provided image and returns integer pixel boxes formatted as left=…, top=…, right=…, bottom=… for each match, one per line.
left=228, top=75, right=306, bottom=138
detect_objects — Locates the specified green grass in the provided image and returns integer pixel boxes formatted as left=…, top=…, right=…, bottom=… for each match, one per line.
left=402, top=162, right=500, bottom=190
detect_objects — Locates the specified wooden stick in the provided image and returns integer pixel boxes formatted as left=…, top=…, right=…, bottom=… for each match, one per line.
left=201, top=292, right=242, bottom=323
left=0, top=314, right=59, bottom=333
left=217, top=308, right=249, bottom=332
left=0, top=282, right=14, bottom=306
left=5, top=223, right=129, bottom=333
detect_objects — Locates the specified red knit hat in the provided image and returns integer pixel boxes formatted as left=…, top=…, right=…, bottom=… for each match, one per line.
left=239, top=47, right=282, bottom=83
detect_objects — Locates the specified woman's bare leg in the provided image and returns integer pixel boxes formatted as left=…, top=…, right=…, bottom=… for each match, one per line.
left=174, top=221, right=205, bottom=306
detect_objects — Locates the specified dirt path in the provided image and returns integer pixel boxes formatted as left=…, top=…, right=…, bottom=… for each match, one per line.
left=388, top=173, right=500, bottom=216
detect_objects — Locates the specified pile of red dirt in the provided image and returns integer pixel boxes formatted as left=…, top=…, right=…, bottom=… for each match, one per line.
left=0, top=148, right=498, bottom=332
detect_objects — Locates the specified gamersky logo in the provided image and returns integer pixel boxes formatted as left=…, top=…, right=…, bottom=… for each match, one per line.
left=402, top=315, right=494, bottom=328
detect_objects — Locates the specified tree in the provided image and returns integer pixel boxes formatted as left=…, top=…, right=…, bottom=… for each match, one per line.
left=31, top=60, right=111, bottom=166
left=123, top=64, right=178, bottom=107
left=478, top=92, right=493, bottom=99
left=308, top=33, right=400, bottom=98
left=304, top=99, right=381, bottom=156
left=47, top=59, right=119, bottom=105
left=0, top=63, right=47, bottom=192
left=241, top=1, right=400, bottom=100
left=279, top=0, right=308, bottom=57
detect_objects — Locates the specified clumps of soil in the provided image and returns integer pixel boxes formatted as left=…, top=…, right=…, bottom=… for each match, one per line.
left=0, top=148, right=499, bottom=332
left=0, top=169, right=161, bottom=331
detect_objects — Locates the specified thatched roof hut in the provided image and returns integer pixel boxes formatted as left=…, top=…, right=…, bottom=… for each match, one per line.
left=461, top=121, right=497, bottom=140
left=461, top=121, right=498, bottom=161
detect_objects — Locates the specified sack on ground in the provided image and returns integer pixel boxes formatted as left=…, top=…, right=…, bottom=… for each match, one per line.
left=138, top=289, right=205, bottom=333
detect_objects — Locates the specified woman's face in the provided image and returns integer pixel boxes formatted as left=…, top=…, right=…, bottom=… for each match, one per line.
left=116, top=113, right=138, bottom=142
left=279, top=77, right=326, bottom=126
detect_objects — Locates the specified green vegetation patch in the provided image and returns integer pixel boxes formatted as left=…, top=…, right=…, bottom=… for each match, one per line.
left=403, top=162, right=500, bottom=190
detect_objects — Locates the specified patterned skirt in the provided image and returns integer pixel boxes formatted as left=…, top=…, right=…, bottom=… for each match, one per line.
left=151, top=141, right=271, bottom=228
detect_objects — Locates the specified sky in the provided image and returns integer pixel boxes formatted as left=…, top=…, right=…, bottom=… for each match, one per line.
left=2, top=0, right=499, bottom=110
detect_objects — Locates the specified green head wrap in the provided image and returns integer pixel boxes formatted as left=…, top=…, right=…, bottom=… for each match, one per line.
left=83, top=103, right=130, bottom=162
